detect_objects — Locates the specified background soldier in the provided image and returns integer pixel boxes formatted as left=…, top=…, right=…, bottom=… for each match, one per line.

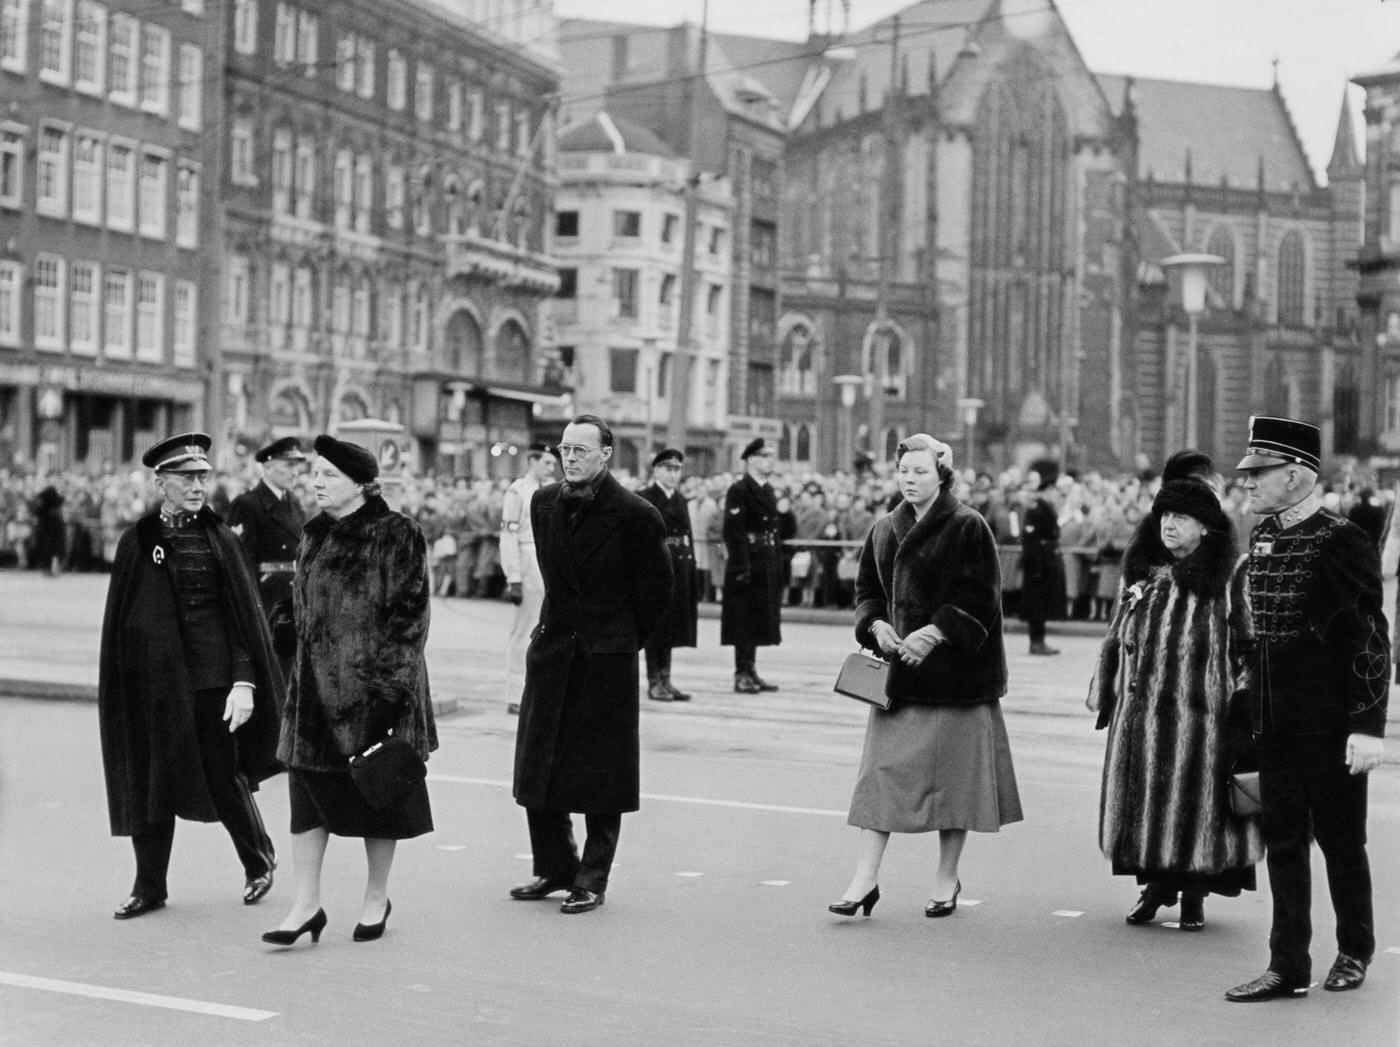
left=227, top=436, right=308, bottom=617
left=638, top=448, right=698, bottom=702
left=500, top=442, right=556, bottom=715
left=1226, top=417, right=1389, bottom=1003
left=721, top=438, right=783, bottom=693
left=1020, top=458, right=1066, bottom=656
left=510, top=415, right=671, bottom=914
left=99, top=433, right=282, bottom=920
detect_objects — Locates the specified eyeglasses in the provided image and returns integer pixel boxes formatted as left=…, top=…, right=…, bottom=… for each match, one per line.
left=161, top=471, right=210, bottom=486
left=557, top=444, right=600, bottom=459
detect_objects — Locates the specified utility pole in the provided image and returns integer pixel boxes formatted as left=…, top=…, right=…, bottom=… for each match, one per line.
left=666, top=0, right=708, bottom=452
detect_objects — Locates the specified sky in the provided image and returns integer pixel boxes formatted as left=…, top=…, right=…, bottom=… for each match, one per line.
left=553, top=0, right=1400, bottom=185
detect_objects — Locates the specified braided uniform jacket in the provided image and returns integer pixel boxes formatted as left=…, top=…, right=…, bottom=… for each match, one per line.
left=1246, top=508, right=1389, bottom=737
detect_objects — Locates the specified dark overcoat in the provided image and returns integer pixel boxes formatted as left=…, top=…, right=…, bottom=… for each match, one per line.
left=719, top=474, right=783, bottom=647
left=98, top=508, right=283, bottom=836
left=1088, top=532, right=1262, bottom=882
left=638, top=482, right=698, bottom=649
left=513, top=472, right=671, bottom=813
left=1019, top=495, right=1066, bottom=621
left=276, top=495, right=437, bottom=771
left=227, top=480, right=307, bottom=612
left=853, top=490, right=1007, bottom=706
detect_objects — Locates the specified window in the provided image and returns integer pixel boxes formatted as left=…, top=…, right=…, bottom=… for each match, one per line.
left=333, top=148, right=351, bottom=229
left=661, top=212, right=679, bottom=244
left=226, top=254, right=250, bottom=325
left=705, top=283, right=722, bottom=335
left=659, top=273, right=676, bottom=316
left=175, top=164, right=198, bottom=248
left=411, top=281, right=428, bottom=350
left=0, top=261, right=20, bottom=345
left=0, top=128, right=22, bottom=207
left=336, top=34, right=355, bottom=91
left=136, top=271, right=163, bottom=361
left=271, top=129, right=292, bottom=214
left=331, top=275, right=348, bottom=333
left=296, top=10, right=316, bottom=76
left=414, top=168, right=431, bottom=236
left=172, top=281, right=196, bottom=365
left=72, top=132, right=102, bottom=224
left=39, top=0, right=72, bottom=85
left=386, top=164, right=404, bottom=229
left=107, top=12, right=135, bottom=102
left=556, top=267, right=577, bottom=299
left=139, top=24, right=169, bottom=114
left=515, top=108, right=530, bottom=156
left=274, top=2, right=295, bottom=64
left=752, top=221, right=776, bottom=268
left=1277, top=231, right=1307, bottom=327
left=105, top=139, right=134, bottom=229
left=1387, top=373, right=1400, bottom=435
left=36, top=124, right=70, bottom=217
left=708, top=226, right=724, bottom=255
left=612, top=269, right=638, bottom=319
left=295, top=137, right=315, bottom=218
left=181, top=0, right=203, bottom=15
left=467, top=86, right=484, bottom=142
left=613, top=210, right=641, bottom=238
left=382, top=282, right=401, bottom=347
left=103, top=268, right=131, bottom=356
left=415, top=61, right=434, bottom=122
left=178, top=44, right=202, bottom=130
left=555, top=210, right=578, bottom=237
left=292, top=265, right=312, bottom=331
left=233, top=0, right=257, bottom=55
left=230, top=119, right=255, bottom=185
left=446, top=78, right=462, bottom=132
left=356, top=38, right=374, bottom=98
left=352, top=280, right=370, bottom=336
left=354, top=154, right=371, bottom=233
left=1206, top=226, right=1236, bottom=309
left=387, top=49, right=406, bottom=110
left=1, top=0, right=28, bottom=73
left=609, top=347, right=638, bottom=394
left=70, top=260, right=99, bottom=354
left=74, top=0, right=105, bottom=93
left=138, top=151, right=168, bottom=239
left=270, top=261, right=290, bottom=325
left=34, top=255, right=66, bottom=349
left=495, top=100, right=510, bottom=152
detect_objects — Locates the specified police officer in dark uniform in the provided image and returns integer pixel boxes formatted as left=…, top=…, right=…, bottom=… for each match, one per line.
left=721, top=438, right=783, bottom=693
left=638, top=448, right=698, bottom=702
left=1226, top=417, right=1389, bottom=1002
left=99, top=433, right=283, bottom=919
left=1019, top=458, right=1066, bottom=655
left=228, top=436, right=308, bottom=617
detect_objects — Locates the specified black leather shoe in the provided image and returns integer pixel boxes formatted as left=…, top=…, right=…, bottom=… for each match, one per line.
left=663, top=680, right=692, bottom=702
left=647, top=681, right=674, bottom=702
left=1125, top=886, right=1176, bottom=925
left=1029, top=643, right=1060, bottom=656
left=1323, top=953, right=1368, bottom=992
left=244, top=869, right=274, bottom=905
left=734, top=672, right=762, bottom=694
left=113, top=895, right=166, bottom=920
left=509, top=875, right=574, bottom=900
left=560, top=888, right=604, bottom=914
left=1178, top=892, right=1205, bottom=931
left=750, top=673, right=778, bottom=692
left=507, top=702, right=520, bottom=716
left=1225, top=971, right=1309, bottom=1002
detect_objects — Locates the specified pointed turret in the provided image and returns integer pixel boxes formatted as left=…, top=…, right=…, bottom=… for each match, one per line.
left=1327, top=89, right=1361, bottom=182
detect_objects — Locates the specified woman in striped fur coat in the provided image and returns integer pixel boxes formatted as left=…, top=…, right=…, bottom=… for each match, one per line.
left=1088, top=478, right=1262, bottom=932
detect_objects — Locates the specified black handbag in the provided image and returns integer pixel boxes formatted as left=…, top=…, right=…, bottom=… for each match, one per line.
left=1227, top=771, right=1262, bottom=818
left=834, top=651, right=892, bottom=710
left=348, top=733, right=426, bottom=810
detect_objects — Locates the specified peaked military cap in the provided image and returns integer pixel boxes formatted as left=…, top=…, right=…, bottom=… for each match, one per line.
left=255, top=436, right=307, bottom=463
left=740, top=438, right=772, bottom=460
left=652, top=448, right=684, bottom=468
left=143, top=432, right=213, bottom=473
left=1235, top=416, right=1321, bottom=472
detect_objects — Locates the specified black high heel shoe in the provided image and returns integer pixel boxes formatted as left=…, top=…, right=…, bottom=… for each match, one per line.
left=261, top=908, right=327, bottom=947
left=828, top=885, right=880, bottom=917
left=925, top=881, right=961, bottom=918
left=353, top=899, right=392, bottom=942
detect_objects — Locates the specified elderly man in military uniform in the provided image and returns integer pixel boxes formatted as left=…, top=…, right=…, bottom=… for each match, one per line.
left=228, top=436, right=307, bottom=618
left=638, top=448, right=699, bottom=701
left=1226, top=417, right=1389, bottom=1003
left=500, top=441, right=557, bottom=715
left=99, top=433, right=283, bottom=920
left=721, top=438, right=784, bottom=693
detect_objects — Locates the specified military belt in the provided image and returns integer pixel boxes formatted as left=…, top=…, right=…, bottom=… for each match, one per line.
left=745, top=532, right=777, bottom=545
left=259, top=561, right=297, bottom=573
left=664, top=536, right=691, bottom=548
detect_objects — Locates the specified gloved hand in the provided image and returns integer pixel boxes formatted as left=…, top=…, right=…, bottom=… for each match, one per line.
left=223, top=683, right=255, bottom=733
left=505, top=581, right=522, bottom=605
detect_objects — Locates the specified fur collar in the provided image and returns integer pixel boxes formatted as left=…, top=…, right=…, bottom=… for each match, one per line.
left=304, top=493, right=391, bottom=539
left=1122, top=513, right=1238, bottom=599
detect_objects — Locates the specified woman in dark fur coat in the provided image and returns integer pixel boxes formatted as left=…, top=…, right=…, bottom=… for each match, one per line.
left=1088, top=478, right=1261, bottom=931
left=263, top=436, right=436, bottom=947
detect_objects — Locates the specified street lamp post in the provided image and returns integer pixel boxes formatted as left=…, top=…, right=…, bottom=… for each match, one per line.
left=956, top=397, right=985, bottom=472
left=832, top=374, right=865, bottom=472
left=1160, top=253, right=1225, bottom=449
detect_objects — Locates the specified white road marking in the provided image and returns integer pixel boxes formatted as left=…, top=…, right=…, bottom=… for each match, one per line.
left=759, top=880, right=791, bottom=887
left=1052, top=910, right=1084, bottom=918
left=959, top=899, right=982, bottom=907
left=436, top=845, right=467, bottom=851
left=431, top=776, right=846, bottom=817
left=0, top=972, right=277, bottom=1022
left=675, top=871, right=704, bottom=878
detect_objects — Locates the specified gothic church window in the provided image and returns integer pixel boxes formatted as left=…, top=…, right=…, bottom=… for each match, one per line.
left=1276, top=231, right=1306, bottom=328
left=1205, top=226, right=1236, bottom=309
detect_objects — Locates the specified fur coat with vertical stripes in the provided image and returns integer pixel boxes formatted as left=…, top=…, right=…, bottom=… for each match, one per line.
left=1088, top=532, right=1262, bottom=879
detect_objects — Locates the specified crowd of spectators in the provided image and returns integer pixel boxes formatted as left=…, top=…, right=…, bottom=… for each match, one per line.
left=3, top=457, right=1394, bottom=624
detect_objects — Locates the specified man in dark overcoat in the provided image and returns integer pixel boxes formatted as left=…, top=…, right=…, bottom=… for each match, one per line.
left=1226, top=417, right=1390, bottom=1002
left=227, top=435, right=307, bottom=618
left=1019, top=458, right=1066, bottom=655
left=638, top=448, right=698, bottom=702
left=509, top=414, right=672, bottom=914
left=721, top=438, right=784, bottom=692
left=99, top=433, right=283, bottom=920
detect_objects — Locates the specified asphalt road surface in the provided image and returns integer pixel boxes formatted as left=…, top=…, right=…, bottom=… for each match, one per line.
left=0, top=575, right=1397, bottom=1045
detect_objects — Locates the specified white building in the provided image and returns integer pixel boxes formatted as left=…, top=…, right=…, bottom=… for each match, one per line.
left=551, top=111, right=733, bottom=474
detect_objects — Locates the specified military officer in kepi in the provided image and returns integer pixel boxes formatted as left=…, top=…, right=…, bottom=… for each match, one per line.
left=99, top=433, right=283, bottom=920
left=638, top=448, right=699, bottom=702
left=721, top=438, right=784, bottom=693
left=228, top=436, right=308, bottom=618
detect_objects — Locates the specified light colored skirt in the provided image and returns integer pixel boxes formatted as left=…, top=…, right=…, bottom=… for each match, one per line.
left=847, top=700, right=1023, bottom=833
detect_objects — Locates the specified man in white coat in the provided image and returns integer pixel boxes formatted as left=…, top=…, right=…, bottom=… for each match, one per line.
left=500, top=442, right=557, bottom=714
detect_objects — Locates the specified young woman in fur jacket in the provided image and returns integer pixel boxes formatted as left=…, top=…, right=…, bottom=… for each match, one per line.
left=1088, top=478, right=1262, bottom=931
